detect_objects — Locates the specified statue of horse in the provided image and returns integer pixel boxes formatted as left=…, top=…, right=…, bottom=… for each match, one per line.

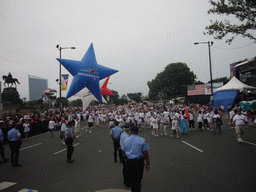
left=2, top=75, right=20, bottom=87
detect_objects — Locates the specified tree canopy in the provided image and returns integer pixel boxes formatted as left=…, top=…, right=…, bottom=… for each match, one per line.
left=208, top=76, right=230, bottom=85
left=205, top=0, right=256, bottom=44
left=147, top=62, right=196, bottom=100
left=127, top=92, right=143, bottom=103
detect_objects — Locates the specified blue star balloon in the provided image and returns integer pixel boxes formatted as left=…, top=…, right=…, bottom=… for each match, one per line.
left=56, top=43, right=118, bottom=103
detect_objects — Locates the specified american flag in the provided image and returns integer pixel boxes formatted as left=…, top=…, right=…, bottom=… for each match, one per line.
left=187, top=84, right=205, bottom=96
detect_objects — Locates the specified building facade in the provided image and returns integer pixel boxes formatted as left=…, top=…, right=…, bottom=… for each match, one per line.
left=28, top=75, right=48, bottom=101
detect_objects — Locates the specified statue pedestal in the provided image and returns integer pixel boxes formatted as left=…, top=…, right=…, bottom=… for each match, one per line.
left=2, top=87, right=22, bottom=110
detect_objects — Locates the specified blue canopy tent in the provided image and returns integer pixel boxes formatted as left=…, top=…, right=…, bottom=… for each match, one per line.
left=211, top=77, right=256, bottom=112
left=211, top=90, right=239, bottom=112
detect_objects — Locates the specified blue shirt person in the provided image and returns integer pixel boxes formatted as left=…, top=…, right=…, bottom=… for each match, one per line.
left=65, top=121, right=78, bottom=163
left=120, top=123, right=131, bottom=187
left=7, top=122, right=22, bottom=167
left=110, top=121, right=123, bottom=162
left=122, top=126, right=150, bottom=192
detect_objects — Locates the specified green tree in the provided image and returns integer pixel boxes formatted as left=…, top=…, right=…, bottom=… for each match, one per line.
left=195, top=80, right=205, bottom=84
left=208, top=76, right=230, bottom=85
left=205, top=0, right=256, bottom=44
left=107, top=90, right=119, bottom=105
left=147, top=62, right=196, bottom=100
left=56, top=97, right=69, bottom=107
left=71, top=99, right=82, bottom=107
left=127, top=92, right=143, bottom=103
left=120, top=94, right=129, bottom=105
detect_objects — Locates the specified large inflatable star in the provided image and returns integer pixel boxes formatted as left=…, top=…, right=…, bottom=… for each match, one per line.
left=101, top=76, right=114, bottom=96
left=56, top=43, right=118, bottom=103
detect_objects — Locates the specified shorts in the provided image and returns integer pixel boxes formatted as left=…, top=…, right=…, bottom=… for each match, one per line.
left=49, top=129, right=54, bottom=132
left=235, top=125, right=244, bottom=134
left=88, top=122, right=93, bottom=127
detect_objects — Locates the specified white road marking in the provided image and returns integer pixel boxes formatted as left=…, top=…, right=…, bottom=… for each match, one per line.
left=19, top=189, right=38, bottom=192
left=181, top=140, right=204, bottom=153
left=54, top=143, right=80, bottom=155
left=0, top=181, right=16, bottom=190
left=243, top=140, right=256, bottom=146
left=20, top=143, right=42, bottom=151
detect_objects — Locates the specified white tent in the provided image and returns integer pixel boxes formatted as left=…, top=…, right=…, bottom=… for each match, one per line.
left=214, top=76, right=256, bottom=92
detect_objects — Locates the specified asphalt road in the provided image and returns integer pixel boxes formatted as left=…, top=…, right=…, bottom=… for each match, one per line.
left=1, top=118, right=256, bottom=192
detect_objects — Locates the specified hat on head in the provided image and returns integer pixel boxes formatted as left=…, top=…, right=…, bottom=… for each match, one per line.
left=130, top=126, right=139, bottom=132
left=122, top=123, right=130, bottom=131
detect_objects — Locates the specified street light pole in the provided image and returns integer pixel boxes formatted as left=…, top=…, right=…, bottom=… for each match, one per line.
left=56, top=45, right=76, bottom=109
left=194, top=41, right=214, bottom=108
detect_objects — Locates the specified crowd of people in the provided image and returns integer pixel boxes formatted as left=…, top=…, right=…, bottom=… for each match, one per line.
left=0, top=103, right=255, bottom=144
left=1, top=103, right=255, bottom=191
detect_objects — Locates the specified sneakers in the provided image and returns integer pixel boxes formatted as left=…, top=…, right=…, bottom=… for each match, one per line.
left=171, top=134, right=173, bottom=138
left=89, top=131, right=92, bottom=134
left=238, top=139, right=243, bottom=143
left=230, top=127, right=234, bottom=129
left=177, top=136, right=179, bottom=138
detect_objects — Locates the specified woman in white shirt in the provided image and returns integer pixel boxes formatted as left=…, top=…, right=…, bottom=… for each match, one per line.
left=152, top=116, right=159, bottom=137
left=23, top=120, right=30, bottom=138
left=197, top=111, right=204, bottom=131
left=48, top=118, right=55, bottom=138
left=206, top=109, right=213, bottom=132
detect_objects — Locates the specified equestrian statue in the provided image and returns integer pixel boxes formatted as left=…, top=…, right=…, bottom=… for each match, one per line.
left=2, top=73, right=20, bottom=87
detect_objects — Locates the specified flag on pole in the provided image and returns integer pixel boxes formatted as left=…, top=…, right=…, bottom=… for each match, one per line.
left=187, top=84, right=205, bottom=96
left=61, top=74, right=69, bottom=91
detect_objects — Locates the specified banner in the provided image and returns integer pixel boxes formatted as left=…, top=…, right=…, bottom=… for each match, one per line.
left=61, top=74, right=69, bottom=91
left=42, top=95, right=49, bottom=103
left=205, top=82, right=223, bottom=95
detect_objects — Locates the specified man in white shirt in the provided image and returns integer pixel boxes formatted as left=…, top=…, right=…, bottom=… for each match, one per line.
left=232, top=110, right=249, bottom=143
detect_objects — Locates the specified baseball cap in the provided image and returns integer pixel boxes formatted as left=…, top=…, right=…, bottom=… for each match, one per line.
left=130, top=126, right=139, bottom=132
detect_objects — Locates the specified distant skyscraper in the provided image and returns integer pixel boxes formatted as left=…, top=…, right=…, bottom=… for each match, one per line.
left=28, top=75, right=48, bottom=101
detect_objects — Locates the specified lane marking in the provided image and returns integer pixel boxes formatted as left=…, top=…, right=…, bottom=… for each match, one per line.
left=0, top=181, right=16, bottom=190
left=181, top=140, right=204, bottom=153
left=19, top=189, right=38, bottom=192
left=242, top=140, right=256, bottom=146
left=54, top=143, right=80, bottom=155
left=20, top=143, right=42, bottom=151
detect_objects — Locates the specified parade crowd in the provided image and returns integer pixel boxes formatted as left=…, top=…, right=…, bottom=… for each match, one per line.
left=1, top=103, right=255, bottom=191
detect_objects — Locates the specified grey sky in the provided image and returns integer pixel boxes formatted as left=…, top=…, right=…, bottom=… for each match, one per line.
left=1, top=0, right=256, bottom=101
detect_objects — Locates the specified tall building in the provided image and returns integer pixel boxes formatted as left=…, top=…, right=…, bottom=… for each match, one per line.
left=28, top=75, right=48, bottom=101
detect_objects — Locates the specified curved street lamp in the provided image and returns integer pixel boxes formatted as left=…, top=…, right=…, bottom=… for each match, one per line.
left=194, top=41, right=214, bottom=107
left=56, top=45, right=76, bottom=108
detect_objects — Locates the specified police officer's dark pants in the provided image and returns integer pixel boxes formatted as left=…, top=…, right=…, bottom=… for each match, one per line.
left=127, top=158, right=144, bottom=192
left=9, top=141, right=21, bottom=166
left=66, top=139, right=74, bottom=160
left=0, top=142, right=7, bottom=161
left=113, top=139, right=122, bottom=162
left=122, top=156, right=130, bottom=186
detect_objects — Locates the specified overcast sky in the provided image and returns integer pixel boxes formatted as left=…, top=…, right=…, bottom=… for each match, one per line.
left=1, top=0, right=256, bottom=101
